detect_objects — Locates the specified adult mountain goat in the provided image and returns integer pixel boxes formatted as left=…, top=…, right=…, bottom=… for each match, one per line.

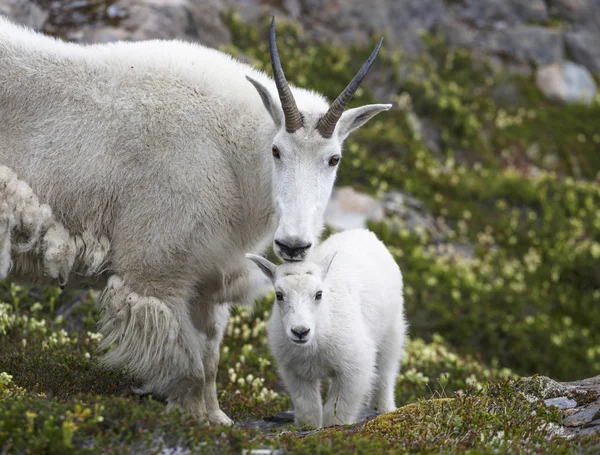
left=0, top=15, right=391, bottom=424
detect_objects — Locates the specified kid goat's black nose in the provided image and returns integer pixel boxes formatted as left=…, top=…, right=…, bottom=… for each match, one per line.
left=291, top=327, right=310, bottom=339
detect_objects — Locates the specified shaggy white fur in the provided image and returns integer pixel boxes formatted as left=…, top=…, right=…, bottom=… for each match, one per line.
left=0, top=165, right=82, bottom=284
left=247, top=229, right=407, bottom=429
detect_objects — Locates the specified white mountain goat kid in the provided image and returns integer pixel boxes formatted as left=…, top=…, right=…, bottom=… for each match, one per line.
left=247, top=229, right=407, bottom=429
left=0, top=15, right=392, bottom=424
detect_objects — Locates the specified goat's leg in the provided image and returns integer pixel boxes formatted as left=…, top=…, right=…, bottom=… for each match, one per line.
left=280, top=369, right=322, bottom=429
left=191, top=301, right=233, bottom=425
left=97, top=275, right=209, bottom=421
left=371, top=339, right=404, bottom=413
left=323, top=366, right=374, bottom=427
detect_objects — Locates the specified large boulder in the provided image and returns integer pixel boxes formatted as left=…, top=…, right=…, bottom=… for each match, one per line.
left=535, top=61, right=598, bottom=104
left=324, top=187, right=385, bottom=232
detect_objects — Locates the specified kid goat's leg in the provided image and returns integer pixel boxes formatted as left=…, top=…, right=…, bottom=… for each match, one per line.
left=323, top=364, right=375, bottom=427
left=372, top=319, right=407, bottom=413
left=281, top=369, right=323, bottom=429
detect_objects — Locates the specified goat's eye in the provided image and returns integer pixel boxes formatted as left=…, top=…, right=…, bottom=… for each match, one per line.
left=315, top=291, right=322, bottom=300
left=276, top=292, right=284, bottom=301
left=272, top=145, right=280, bottom=159
left=328, top=155, right=340, bottom=167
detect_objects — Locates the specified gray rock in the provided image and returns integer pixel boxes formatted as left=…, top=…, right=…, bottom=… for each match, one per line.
left=536, top=62, right=597, bottom=104
left=116, top=0, right=201, bottom=42
left=439, top=21, right=564, bottom=66
left=188, top=0, right=231, bottom=48
left=0, top=0, right=48, bottom=30
left=71, top=26, right=131, bottom=43
left=454, top=0, right=548, bottom=27
left=282, top=0, right=302, bottom=20
left=544, top=397, right=578, bottom=410
left=324, top=187, right=385, bottom=231
left=485, top=26, right=564, bottom=66
left=562, top=374, right=600, bottom=395
left=381, top=191, right=451, bottom=241
left=579, top=422, right=600, bottom=435
left=227, top=0, right=446, bottom=55
left=106, top=4, right=128, bottom=21
left=2, top=0, right=598, bottom=78
left=38, top=0, right=230, bottom=48
left=565, top=31, right=600, bottom=73
left=562, top=403, right=600, bottom=427
left=547, top=0, right=600, bottom=31
left=520, top=375, right=600, bottom=436
left=547, top=0, right=589, bottom=22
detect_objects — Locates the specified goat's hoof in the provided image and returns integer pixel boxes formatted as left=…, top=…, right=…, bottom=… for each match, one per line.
left=208, top=409, right=234, bottom=426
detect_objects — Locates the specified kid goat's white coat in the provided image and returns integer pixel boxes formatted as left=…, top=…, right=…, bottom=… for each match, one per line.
left=0, top=15, right=392, bottom=425
left=247, top=229, right=407, bottom=429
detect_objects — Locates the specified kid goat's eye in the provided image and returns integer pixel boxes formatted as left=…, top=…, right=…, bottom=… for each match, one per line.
left=315, top=291, right=323, bottom=300
left=276, top=292, right=284, bottom=301
left=328, top=155, right=340, bottom=167
left=272, top=145, right=280, bottom=159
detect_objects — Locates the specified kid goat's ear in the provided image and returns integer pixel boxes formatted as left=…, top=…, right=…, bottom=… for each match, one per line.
left=320, top=251, right=338, bottom=280
left=245, top=253, right=278, bottom=282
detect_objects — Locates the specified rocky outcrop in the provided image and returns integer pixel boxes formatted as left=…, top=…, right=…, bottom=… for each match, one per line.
left=35, top=0, right=230, bottom=47
left=565, top=31, right=600, bottom=74
left=524, top=375, right=600, bottom=437
left=2, top=0, right=600, bottom=75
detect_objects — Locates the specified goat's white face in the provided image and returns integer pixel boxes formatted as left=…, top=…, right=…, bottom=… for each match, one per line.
left=246, top=80, right=391, bottom=261
left=245, top=255, right=335, bottom=346
left=246, top=18, right=391, bottom=262
left=269, top=124, right=340, bottom=261
left=275, top=266, right=324, bottom=345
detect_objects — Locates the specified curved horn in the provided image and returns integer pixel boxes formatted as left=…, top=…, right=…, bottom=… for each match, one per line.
left=316, top=37, right=384, bottom=139
left=269, top=16, right=303, bottom=133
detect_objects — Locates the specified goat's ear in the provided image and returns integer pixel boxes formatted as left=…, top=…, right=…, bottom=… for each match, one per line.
left=246, top=76, right=283, bottom=129
left=245, top=253, right=277, bottom=282
left=336, top=104, right=392, bottom=140
left=320, top=251, right=338, bottom=280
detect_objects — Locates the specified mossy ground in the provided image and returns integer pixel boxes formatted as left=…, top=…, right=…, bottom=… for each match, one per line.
left=1, top=10, right=600, bottom=454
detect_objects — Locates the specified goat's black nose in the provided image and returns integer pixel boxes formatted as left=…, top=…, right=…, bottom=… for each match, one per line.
left=291, top=327, right=310, bottom=340
left=275, top=240, right=312, bottom=260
